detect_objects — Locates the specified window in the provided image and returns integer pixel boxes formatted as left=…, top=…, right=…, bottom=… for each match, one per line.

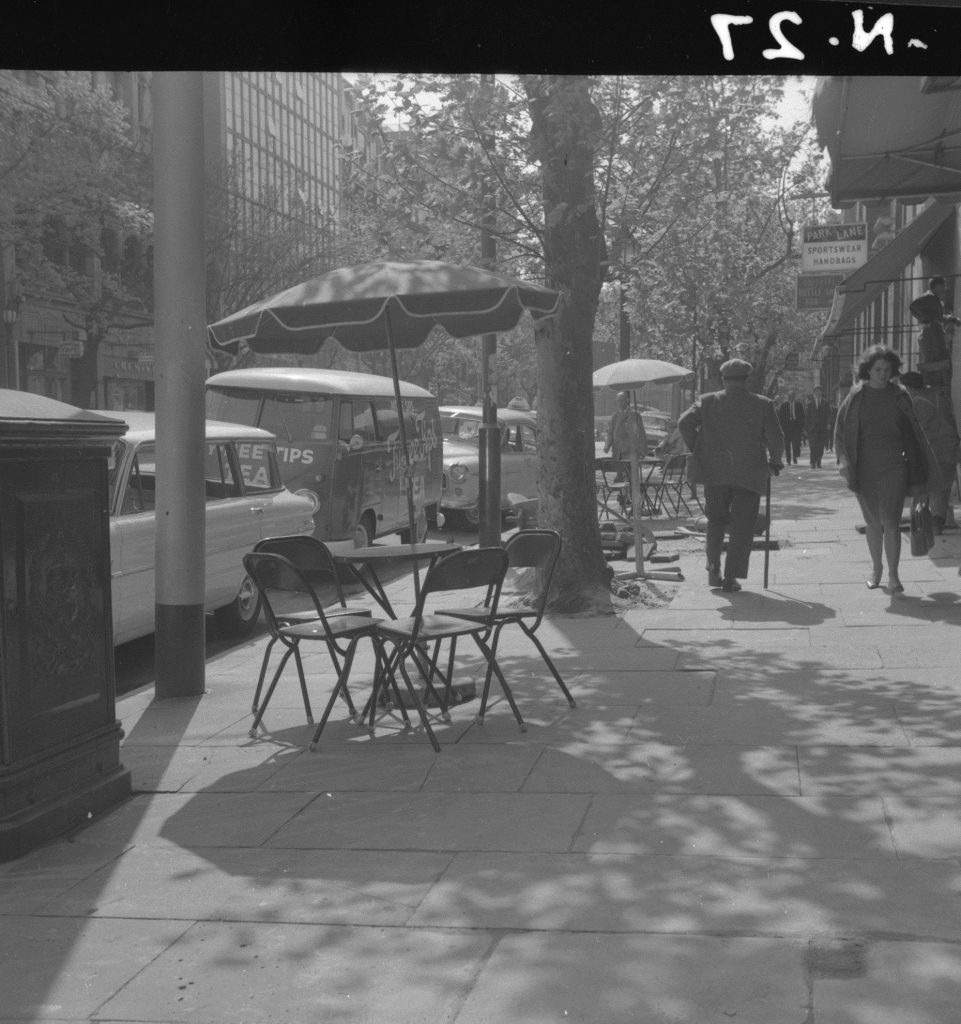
left=101, top=228, right=120, bottom=274
left=122, top=235, right=143, bottom=292
left=233, top=440, right=281, bottom=492
left=258, top=392, right=331, bottom=442
left=204, top=442, right=241, bottom=500
left=120, top=446, right=157, bottom=515
left=206, top=388, right=262, bottom=426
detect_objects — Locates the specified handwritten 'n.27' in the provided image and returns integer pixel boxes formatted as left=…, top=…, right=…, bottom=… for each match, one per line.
left=711, top=10, right=898, bottom=62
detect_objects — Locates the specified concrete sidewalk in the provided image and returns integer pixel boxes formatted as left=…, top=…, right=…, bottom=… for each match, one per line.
left=5, top=452, right=961, bottom=1023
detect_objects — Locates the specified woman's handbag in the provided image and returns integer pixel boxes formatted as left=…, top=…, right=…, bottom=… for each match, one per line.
left=910, top=497, right=935, bottom=556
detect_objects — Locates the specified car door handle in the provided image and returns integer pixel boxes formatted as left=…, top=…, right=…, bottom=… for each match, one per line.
left=249, top=506, right=265, bottom=515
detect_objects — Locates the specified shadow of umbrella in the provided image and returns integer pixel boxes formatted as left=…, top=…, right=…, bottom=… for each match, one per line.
left=208, top=260, right=560, bottom=542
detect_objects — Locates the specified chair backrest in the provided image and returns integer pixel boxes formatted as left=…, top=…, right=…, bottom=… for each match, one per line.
left=413, top=547, right=509, bottom=631
left=662, top=453, right=687, bottom=476
left=243, top=551, right=332, bottom=638
left=596, top=458, right=629, bottom=482
left=254, top=534, right=348, bottom=606
left=503, top=529, right=561, bottom=625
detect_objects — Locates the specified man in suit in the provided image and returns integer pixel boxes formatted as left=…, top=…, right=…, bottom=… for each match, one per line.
left=679, top=358, right=784, bottom=592
left=778, top=389, right=805, bottom=464
left=804, top=385, right=831, bottom=468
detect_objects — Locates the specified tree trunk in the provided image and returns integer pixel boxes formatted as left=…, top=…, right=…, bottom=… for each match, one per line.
left=525, top=76, right=612, bottom=614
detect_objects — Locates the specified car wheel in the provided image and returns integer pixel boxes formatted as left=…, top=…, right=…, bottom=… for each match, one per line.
left=213, top=573, right=262, bottom=637
left=353, top=512, right=376, bottom=548
left=463, top=506, right=480, bottom=530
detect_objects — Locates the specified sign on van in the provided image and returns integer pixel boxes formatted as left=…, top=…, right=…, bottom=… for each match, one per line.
left=801, top=224, right=867, bottom=274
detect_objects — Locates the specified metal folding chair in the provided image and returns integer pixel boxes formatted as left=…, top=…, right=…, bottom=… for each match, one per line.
left=372, top=547, right=519, bottom=749
left=595, top=458, right=630, bottom=520
left=652, top=454, right=703, bottom=516
left=249, top=535, right=373, bottom=717
left=445, top=530, right=576, bottom=722
left=243, top=551, right=382, bottom=739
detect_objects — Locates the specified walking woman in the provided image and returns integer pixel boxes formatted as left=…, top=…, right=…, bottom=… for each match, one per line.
left=835, top=345, right=938, bottom=592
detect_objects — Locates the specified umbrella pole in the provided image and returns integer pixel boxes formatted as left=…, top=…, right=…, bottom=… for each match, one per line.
left=384, top=310, right=422, bottom=579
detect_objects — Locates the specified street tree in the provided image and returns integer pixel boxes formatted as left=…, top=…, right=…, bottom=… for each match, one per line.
left=343, top=74, right=827, bottom=609
left=0, top=71, right=153, bottom=404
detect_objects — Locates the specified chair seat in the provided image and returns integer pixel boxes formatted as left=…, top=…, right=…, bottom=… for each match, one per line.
left=442, top=605, right=535, bottom=623
left=278, top=603, right=371, bottom=624
left=281, top=614, right=381, bottom=640
left=377, top=613, right=489, bottom=641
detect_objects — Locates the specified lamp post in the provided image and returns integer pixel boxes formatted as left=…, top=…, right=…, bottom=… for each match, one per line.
left=2, top=296, right=21, bottom=391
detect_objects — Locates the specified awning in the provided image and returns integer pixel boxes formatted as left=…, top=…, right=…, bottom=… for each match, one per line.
left=813, top=77, right=961, bottom=207
left=816, top=201, right=955, bottom=348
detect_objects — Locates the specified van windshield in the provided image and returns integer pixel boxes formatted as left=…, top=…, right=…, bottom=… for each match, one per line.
left=259, top=393, right=332, bottom=442
left=206, top=388, right=262, bottom=428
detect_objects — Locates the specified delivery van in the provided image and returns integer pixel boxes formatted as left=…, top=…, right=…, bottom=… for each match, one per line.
left=205, top=367, right=443, bottom=548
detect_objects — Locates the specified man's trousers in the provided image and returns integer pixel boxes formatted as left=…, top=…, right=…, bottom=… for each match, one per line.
left=704, top=484, right=761, bottom=580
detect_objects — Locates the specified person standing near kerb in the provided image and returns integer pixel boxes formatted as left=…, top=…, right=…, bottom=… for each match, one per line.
left=778, top=389, right=805, bottom=464
left=899, top=370, right=959, bottom=534
left=679, top=358, right=784, bottom=592
left=834, top=346, right=938, bottom=592
left=804, top=385, right=831, bottom=468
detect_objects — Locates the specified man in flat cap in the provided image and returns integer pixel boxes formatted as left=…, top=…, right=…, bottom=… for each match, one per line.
left=679, top=358, right=784, bottom=591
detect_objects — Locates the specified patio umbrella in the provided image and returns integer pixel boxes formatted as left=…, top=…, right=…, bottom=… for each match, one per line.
left=592, top=358, right=693, bottom=390
left=208, top=260, right=561, bottom=541
left=592, top=358, right=692, bottom=581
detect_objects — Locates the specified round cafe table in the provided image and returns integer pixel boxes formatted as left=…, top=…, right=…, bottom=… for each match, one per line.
left=332, top=541, right=462, bottom=619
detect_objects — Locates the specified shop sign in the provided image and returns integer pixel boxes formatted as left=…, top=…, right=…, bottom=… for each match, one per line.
left=60, top=341, right=85, bottom=359
left=801, top=223, right=867, bottom=273
left=796, top=273, right=844, bottom=310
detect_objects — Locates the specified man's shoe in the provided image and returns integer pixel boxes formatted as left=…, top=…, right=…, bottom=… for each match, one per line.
left=707, top=567, right=723, bottom=588
left=722, top=578, right=742, bottom=592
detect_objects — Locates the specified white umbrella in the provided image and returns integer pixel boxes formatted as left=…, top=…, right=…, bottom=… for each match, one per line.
left=593, top=358, right=693, bottom=390
left=593, top=359, right=691, bottom=582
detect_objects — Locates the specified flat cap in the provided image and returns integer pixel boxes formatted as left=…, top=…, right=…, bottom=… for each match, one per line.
left=900, top=371, right=924, bottom=389
left=719, top=357, right=752, bottom=379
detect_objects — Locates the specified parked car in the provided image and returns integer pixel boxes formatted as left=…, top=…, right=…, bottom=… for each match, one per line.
left=439, top=406, right=538, bottom=527
left=102, top=411, right=316, bottom=645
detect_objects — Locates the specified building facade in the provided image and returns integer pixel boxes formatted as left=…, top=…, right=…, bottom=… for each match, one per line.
left=1, top=70, right=375, bottom=409
left=812, top=76, right=961, bottom=423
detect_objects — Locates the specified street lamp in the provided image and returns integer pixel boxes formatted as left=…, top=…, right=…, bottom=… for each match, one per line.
left=2, top=295, right=21, bottom=391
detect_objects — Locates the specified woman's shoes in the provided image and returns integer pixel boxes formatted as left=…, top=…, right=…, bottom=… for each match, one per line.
left=866, top=576, right=882, bottom=590
left=889, top=580, right=904, bottom=593
left=721, top=578, right=742, bottom=592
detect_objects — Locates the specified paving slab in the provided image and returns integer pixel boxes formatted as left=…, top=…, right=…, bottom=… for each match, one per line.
left=450, top=932, right=809, bottom=1024
left=98, top=921, right=493, bottom=1024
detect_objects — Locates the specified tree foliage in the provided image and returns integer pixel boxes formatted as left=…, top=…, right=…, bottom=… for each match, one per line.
left=307, top=75, right=832, bottom=609
left=0, top=71, right=153, bottom=405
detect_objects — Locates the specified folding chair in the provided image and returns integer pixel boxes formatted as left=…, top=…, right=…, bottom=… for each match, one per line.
left=596, top=458, right=631, bottom=521
left=249, top=535, right=373, bottom=717
left=652, top=454, right=702, bottom=516
left=445, top=530, right=576, bottom=722
left=371, top=547, right=522, bottom=747
left=243, top=551, right=382, bottom=739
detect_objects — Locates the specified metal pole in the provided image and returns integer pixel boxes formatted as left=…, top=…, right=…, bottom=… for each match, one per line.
left=763, top=472, right=772, bottom=588
left=153, top=72, right=207, bottom=698
left=478, top=73, right=501, bottom=547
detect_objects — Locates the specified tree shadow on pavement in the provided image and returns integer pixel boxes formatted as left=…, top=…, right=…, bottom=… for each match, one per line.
left=31, top=613, right=960, bottom=1023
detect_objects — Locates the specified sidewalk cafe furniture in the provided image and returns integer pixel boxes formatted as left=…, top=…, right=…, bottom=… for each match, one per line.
left=444, top=530, right=576, bottom=721
left=250, top=535, right=373, bottom=718
left=332, top=540, right=462, bottom=618
left=650, top=453, right=703, bottom=517
left=596, top=457, right=663, bottom=523
left=243, top=552, right=382, bottom=737
left=370, top=547, right=516, bottom=749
